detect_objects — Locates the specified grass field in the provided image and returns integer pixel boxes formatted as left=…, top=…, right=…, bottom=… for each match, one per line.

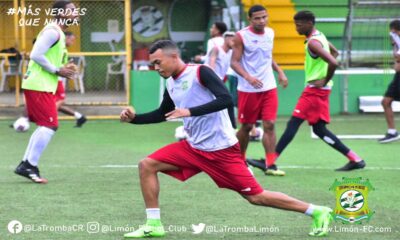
left=1, top=115, right=399, bottom=240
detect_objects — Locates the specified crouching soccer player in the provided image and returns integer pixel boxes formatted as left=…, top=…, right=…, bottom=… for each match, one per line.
left=120, top=40, right=333, bottom=238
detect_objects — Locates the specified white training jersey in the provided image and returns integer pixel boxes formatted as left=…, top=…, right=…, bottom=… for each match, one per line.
left=206, top=36, right=224, bottom=56
left=236, top=26, right=276, bottom=92
left=204, top=46, right=232, bottom=80
left=166, top=64, right=238, bottom=151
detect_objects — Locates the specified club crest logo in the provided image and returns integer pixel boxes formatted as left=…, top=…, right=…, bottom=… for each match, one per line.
left=329, top=177, right=374, bottom=224
left=181, top=81, right=188, bottom=91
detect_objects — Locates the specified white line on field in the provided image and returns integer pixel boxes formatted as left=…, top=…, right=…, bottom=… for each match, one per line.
left=280, top=165, right=400, bottom=170
left=99, top=165, right=138, bottom=168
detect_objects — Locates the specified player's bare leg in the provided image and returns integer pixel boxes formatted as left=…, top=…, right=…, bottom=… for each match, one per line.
left=262, top=120, right=276, bottom=157
left=236, top=123, right=253, bottom=158
left=243, top=191, right=332, bottom=236
left=56, top=100, right=87, bottom=128
left=139, top=158, right=180, bottom=208
left=244, top=190, right=308, bottom=212
left=247, top=120, right=285, bottom=176
left=125, top=158, right=179, bottom=238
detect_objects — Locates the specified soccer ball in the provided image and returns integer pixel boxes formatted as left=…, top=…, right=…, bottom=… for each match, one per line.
left=174, top=125, right=188, bottom=141
left=249, top=127, right=263, bottom=141
left=13, top=117, right=30, bottom=132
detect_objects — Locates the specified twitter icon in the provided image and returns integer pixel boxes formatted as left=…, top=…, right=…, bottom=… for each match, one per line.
left=191, top=223, right=206, bottom=234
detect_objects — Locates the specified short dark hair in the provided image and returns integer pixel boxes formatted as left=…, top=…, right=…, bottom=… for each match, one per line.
left=149, top=40, right=178, bottom=54
left=64, top=31, right=74, bottom=37
left=294, top=10, right=315, bottom=25
left=214, top=22, right=227, bottom=35
left=53, top=1, right=72, bottom=18
left=390, top=20, right=400, bottom=31
left=248, top=5, right=266, bottom=18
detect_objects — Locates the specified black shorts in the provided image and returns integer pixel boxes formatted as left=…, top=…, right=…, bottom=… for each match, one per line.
left=384, top=72, right=400, bottom=101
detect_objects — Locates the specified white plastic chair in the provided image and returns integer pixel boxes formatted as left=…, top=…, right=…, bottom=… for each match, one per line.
left=105, top=40, right=126, bottom=90
left=105, top=56, right=126, bottom=90
left=66, top=56, right=85, bottom=94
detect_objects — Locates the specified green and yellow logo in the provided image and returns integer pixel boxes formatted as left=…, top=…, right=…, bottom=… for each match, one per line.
left=329, top=177, right=374, bottom=224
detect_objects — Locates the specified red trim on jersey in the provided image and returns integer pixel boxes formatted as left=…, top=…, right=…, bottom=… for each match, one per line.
left=249, top=26, right=265, bottom=35
left=197, top=65, right=204, bottom=86
left=173, top=64, right=187, bottom=80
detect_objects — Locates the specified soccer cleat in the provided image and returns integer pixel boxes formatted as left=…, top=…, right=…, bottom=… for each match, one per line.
left=75, top=116, right=87, bottom=128
left=265, top=164, right=286, bottom=176
left=309, top=207, right=333, bottom=237
left=378, top=132, right=399, bottom=143
left=124, top=220, right=165, bottom=238
left=246, top=159, right=285, bottom=176
left=14, top=161, right=48, bottom=184
left=246, top=158, right=266, bottom=171
left=335, top=160, right=366, bottom=171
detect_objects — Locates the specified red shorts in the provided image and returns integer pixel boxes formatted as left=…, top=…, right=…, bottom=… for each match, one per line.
left=292, top=86, right=331, bottom=125
left=54, top=81, right=65, bottom=102
left=148, top=140, right=264, bottom=196
left=24, top=89, right=58, bottom=127
left=237, top=88, right=278, bottom=123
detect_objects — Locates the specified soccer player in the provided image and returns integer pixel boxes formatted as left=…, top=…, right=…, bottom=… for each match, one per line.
left=205, top=31, right=235, bottom=81
left=231, top=5, right=288, bottom=176
left=14, top=0, right=78, bottom=183
left=12, top=32, right=87, bottom=130
left=120, top=40, right=333, bottom=238
left=249, top=10, right=365, bottom=172
left=194, top=22, right=227, bottom=63
left=379, top=20, right=400, bottom=143
left=55, top=31, right=87, bottom=128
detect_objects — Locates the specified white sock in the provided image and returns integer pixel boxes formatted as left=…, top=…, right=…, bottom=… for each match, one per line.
left=23, top=128, right=39, bottom=161
left=388, top=129, right=397, bottom=135
left=27, top=127, right=55, bottom=166
left=305, top=204, right=321, bottom=216
left=146, top=208, right=160, bottom=220
left=74, top=112, right=83, bottom=119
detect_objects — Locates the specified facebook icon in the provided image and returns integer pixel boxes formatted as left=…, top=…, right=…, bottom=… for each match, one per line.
left=7, top=220, right=22, bottom=234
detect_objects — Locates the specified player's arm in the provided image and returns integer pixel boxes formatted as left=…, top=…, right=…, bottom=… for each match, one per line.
left=191, top=65, right=236, bottom=128
left=192, top=65, right=236, bottom=128
left=328, top=41, right=339, bottom=58
left=30, top=29, right=75, bottom=78
left=120, top=89, right=175, bottom=124
left=308, top=39, right=339, bottom=85
left=230, top=33, right=263, bottom=88
left=208, top=47, right=219, bottom=70
left=389, top=32, right=400, bottom=59
left=165, top=66, right=236, bottom=128
left=272, top=60, right=288, bottom=88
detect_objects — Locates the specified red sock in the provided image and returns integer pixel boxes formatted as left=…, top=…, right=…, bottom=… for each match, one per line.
left=266, top=153, right=277, bottom=167
left=346, top=150, right=362, bottom=162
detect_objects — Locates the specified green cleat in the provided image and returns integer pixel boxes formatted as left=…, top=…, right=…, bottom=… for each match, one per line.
left=124, top=220, right=165, bottom=238
left=265, top=164, right=286, bottom=176
left=309, top=207, right=333, bottom=237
